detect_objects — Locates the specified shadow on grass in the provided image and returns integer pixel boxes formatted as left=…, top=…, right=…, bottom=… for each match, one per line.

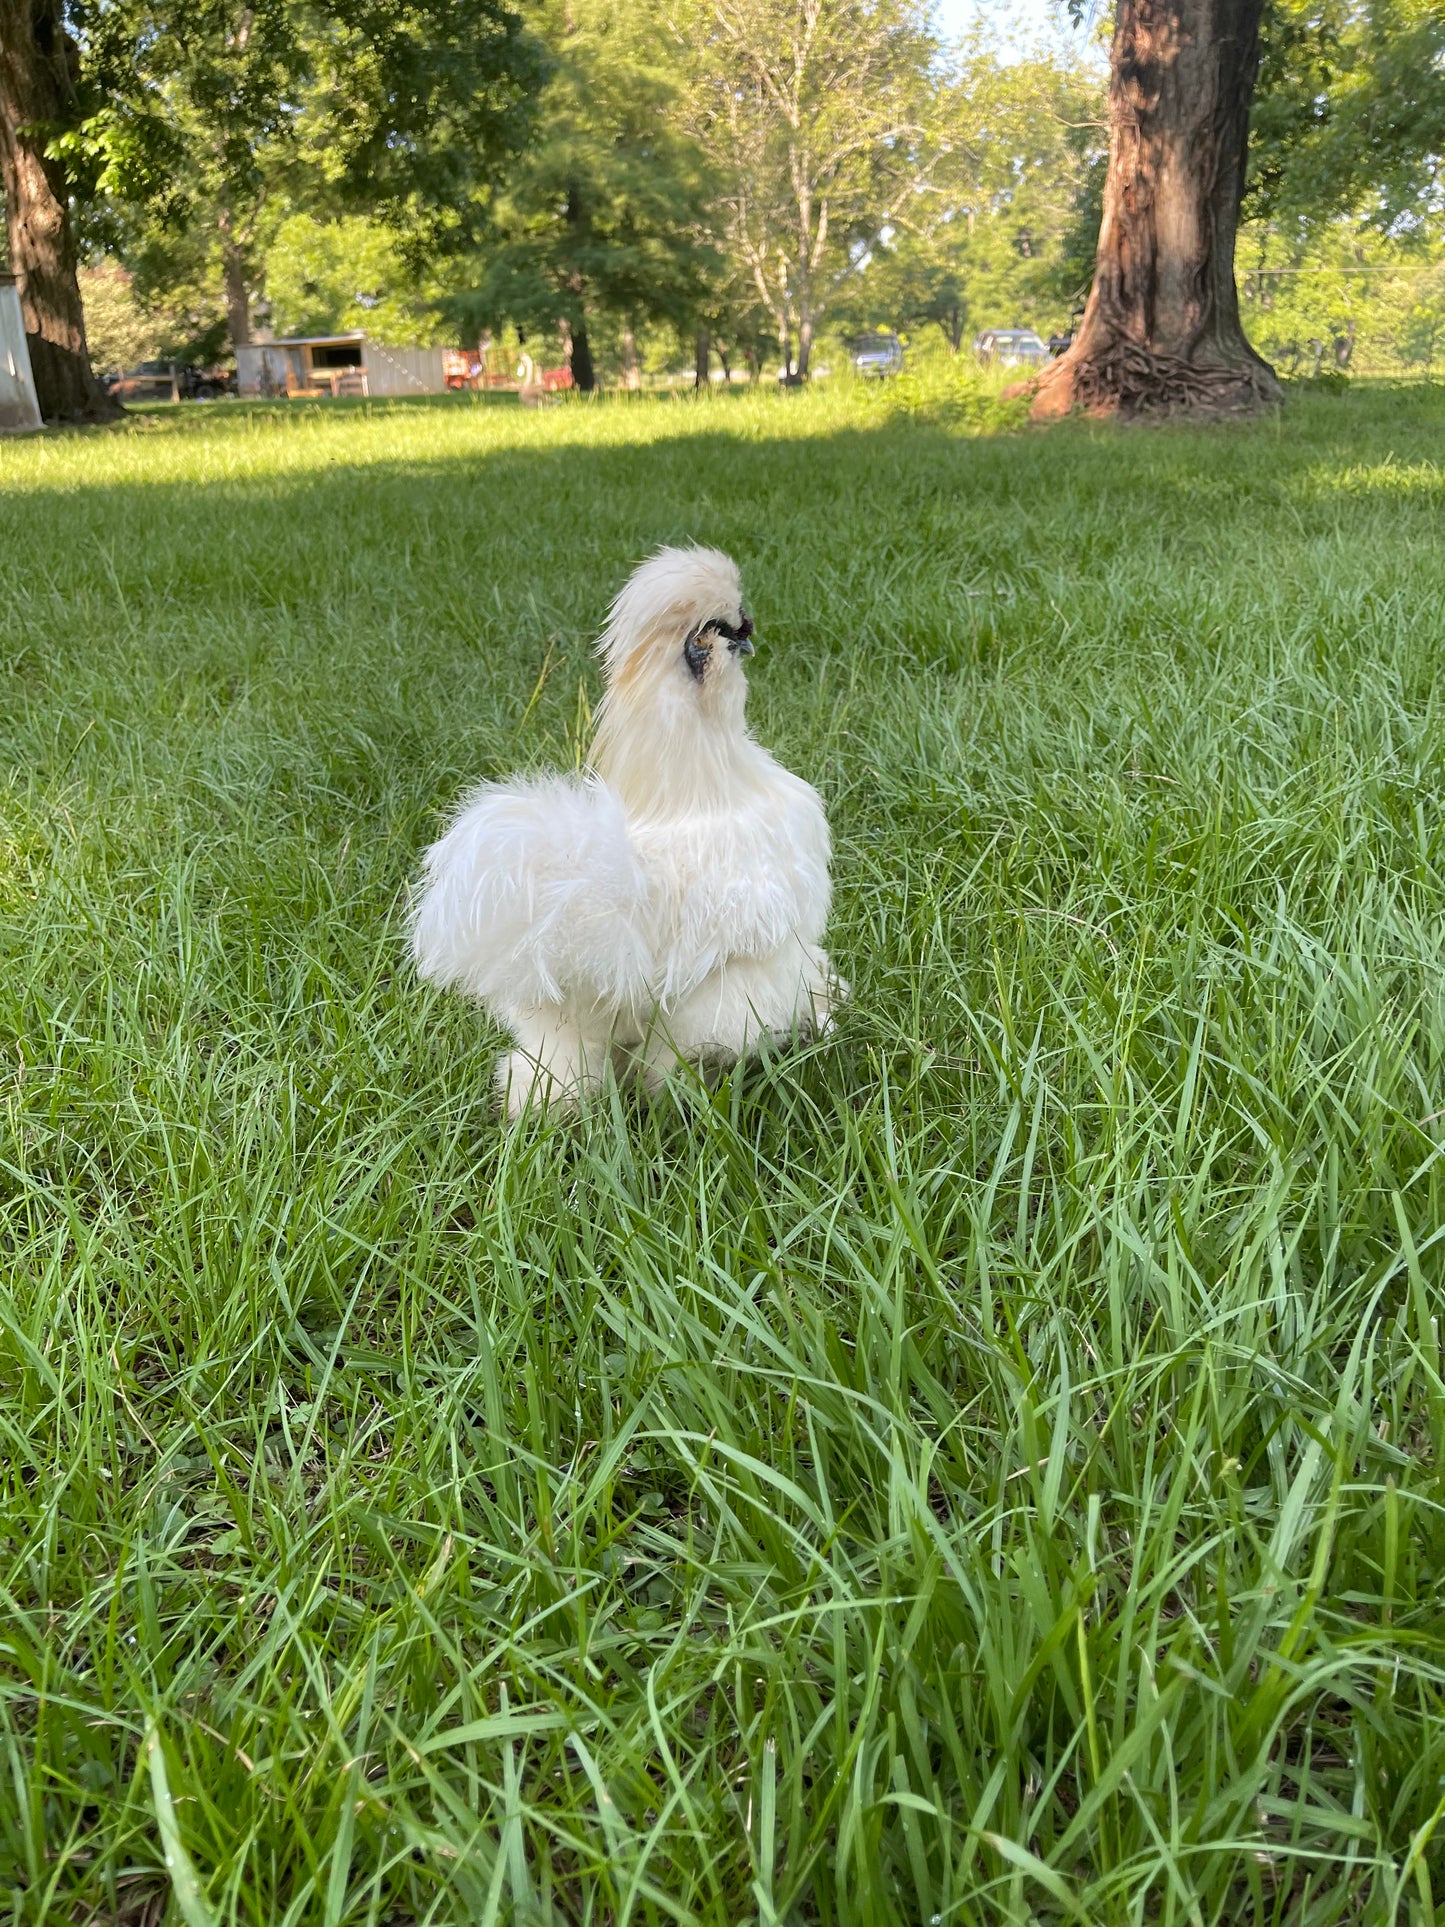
left=5, top=385, right=1443, bottom=613
left=2, top=383, right=1442, bottom=817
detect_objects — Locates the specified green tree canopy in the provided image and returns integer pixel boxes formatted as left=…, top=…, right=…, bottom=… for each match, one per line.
left=680, top=0, right=944, bottom=378
left=66, top=0, right=544, bottom=347
left=862, top=45, right=1104, bottom=351
left=1249, top=0, right=1445, bottom=236
left=264, top=212, right=452, bottom=342
left=454, top=0, right=719, bottom=390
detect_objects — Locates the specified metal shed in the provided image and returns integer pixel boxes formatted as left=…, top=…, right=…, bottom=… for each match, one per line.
left=0, top=275, right=42, bottom=431
left=234, top=332, right=452, bottom=399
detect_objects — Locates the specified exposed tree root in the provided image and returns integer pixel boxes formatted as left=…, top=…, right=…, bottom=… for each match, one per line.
left=1028, top=337, right=1283, bottom=421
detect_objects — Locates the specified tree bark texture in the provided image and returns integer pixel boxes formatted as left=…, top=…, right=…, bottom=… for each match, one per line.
left=0, top=0, right=118, bottom=421
left=1030, top=0, right=1281, bottom=420
left=559, top=186, right=595, bottom=392
left=568, top=316, right=595, bottom=392
left=796, top=314, right=814, bottom=381
left=694, top=326, right=709, bottom=390
left=221, top=221, right=251, bottom=351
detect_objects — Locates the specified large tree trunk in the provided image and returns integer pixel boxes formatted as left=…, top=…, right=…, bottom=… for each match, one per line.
left=1030, top=0, right=1281, bottom=420
left=0, top=0, right=118, bottom=422
left=220, top=219, right=251, bottom=351
left=795, top=313, right=814, bottom=381
left=560, top=186, right=594, bottom=393
left=776, top=316, right=793, bottom=382
left=621, top=321, right=640, bottom=390
left=694, top=325, right=709, bottom=391
left=568, top=316, right=595, bottom=392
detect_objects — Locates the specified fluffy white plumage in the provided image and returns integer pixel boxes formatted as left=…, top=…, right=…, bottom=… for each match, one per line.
left=410, top=545, right=841, bottom=1113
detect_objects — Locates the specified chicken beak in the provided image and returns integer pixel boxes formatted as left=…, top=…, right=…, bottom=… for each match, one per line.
left=730, top=634, right=755, bottom=657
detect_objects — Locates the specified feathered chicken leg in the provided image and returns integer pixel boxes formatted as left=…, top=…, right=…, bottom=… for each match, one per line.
left=630, top=946, right=840, bottom=1093
left=497, top=1008, right=612, bottom=1119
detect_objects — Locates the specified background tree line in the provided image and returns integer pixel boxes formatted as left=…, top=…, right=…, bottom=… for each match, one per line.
left=1, top=0, right=1441, bottom=417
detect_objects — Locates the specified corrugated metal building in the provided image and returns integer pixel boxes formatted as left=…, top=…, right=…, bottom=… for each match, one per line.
left=234, top=332, right=454, bottom=399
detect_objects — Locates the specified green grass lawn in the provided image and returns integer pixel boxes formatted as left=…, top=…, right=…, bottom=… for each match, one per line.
left=2, top=379, right=1445, bottom=1926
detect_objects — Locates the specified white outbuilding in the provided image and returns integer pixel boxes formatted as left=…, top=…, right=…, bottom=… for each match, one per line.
left=234, top=331, right=459, bottom=399
left=0, top=275, right=42, bottom=431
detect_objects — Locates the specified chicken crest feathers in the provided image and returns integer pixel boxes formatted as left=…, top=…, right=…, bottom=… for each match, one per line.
left=596, top=545, right=742, bottom=680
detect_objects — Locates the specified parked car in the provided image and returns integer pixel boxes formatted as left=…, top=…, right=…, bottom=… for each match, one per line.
left=973, top=328, right=1050, bottom=368
left=849, top=331, right=904, bottom=379
left=103, top=361, right=235, bottom=401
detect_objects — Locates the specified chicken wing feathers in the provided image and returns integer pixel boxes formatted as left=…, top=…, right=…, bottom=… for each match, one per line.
left=410, top=775, right=654, bottom=1018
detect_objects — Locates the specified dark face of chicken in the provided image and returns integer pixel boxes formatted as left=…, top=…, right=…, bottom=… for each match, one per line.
left=683, top=611, right=755, bottom=684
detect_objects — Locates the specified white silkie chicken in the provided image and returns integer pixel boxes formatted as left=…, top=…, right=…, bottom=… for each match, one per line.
left=410, top=546, right=842, bottom=1115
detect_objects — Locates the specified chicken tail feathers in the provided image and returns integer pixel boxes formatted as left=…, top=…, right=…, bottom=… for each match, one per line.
left=410, top=775, right=653, bottom=1019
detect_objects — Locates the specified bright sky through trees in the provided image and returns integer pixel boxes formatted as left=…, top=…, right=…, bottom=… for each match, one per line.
left=933, top=0, right=1090, bottom=58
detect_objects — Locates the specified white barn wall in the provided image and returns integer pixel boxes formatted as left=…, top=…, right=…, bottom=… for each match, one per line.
left=235, top=345, right=264, bottom=396
left=361, top=343, right=448, bottom=396
left=236, top=338, right=449, bottom=398
left=0, top=278, right=42, bottom=431
left=235, top=343, right=309, bottom=396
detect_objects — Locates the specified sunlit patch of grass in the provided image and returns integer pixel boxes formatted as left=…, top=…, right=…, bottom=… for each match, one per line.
left=1288, top=447, right=1445, bottom=505
left=1, top=381, right=1445, bottom=1923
